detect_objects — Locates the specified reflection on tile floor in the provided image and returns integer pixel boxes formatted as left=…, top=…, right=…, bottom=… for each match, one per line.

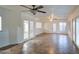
left=22, top=34, right=78, bottom=54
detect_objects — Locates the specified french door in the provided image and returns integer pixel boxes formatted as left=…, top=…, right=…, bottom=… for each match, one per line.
left=73, top=17, right=79, bottom=48
left=52, top=21, right=67, bottom=33
left=29, top=21, right=35, bottom=39
left=76, top=18, right=79, bottom=47
left=24, top=20, right=29, bottom=40
left=24, top=20, right=35, bottom=40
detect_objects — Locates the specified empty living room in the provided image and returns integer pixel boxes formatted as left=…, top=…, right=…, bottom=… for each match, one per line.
left=0, top=5, right=79, bottom=54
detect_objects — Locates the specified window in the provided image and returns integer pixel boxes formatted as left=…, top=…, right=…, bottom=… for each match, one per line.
left=36, top=22, right=42, bottom=29
left=30, top=21, right=34, bottom=38
left=0, top=16, right=2, bottom=31
left=30, top=21, right=34, bottom=31
left=59, top=22, right=66, bottom=32
left=24, top=20, right=28, bottom=32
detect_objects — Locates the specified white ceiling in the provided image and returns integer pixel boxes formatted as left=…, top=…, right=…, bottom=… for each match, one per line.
left=0, top=5, right=77, bottom=20
left=23, top=5, right=76, bottom=19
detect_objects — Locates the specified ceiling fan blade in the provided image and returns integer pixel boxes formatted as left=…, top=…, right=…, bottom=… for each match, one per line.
left=35, top=5, right=43, bottom=10
left=20, top=5, right=32, bottom=9
left=37, top=10, right=46, bottom=13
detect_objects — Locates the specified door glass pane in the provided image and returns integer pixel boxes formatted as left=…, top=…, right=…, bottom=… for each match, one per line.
left=76, top=18, right=79, bottom=47
left=53, top=23, right=56, bottom=32
left=59, top=22, right=66, bottom=32
left=30, top=21, right=34, bottom=38
left=24, top=20, right=29, bottom=39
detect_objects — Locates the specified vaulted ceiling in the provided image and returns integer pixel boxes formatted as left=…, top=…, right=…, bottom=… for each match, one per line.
left=22, top=5, right=77, bottom=20
left=0, top=5, right=77, bottom=20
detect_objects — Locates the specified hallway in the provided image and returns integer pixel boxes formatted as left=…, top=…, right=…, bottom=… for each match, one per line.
left=22, top=33, right=78, bottom=54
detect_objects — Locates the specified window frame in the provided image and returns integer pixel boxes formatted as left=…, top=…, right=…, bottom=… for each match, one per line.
left=0, top=16, right=2, bottom=32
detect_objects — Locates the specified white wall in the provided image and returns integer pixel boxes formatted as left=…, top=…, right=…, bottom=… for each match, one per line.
left=44, top=21, right=53, bottom=33
left=34, top=21, right=44, bottom=36
left=0, top=6, right=23, bottom=47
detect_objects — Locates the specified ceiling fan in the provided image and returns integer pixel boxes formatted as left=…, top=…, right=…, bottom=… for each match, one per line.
left=20, top=5, right=46, bottom=15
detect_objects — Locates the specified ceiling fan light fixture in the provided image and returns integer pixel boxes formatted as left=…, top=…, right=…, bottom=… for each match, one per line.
left=30, top=10, right=37, bottom=15
left=49, top=14, right=54, bottom=21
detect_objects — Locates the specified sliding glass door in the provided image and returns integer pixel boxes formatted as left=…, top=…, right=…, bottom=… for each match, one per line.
left=76, top=18, right=79, bottom=47
left=73, top=17, right=79, bottom=48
